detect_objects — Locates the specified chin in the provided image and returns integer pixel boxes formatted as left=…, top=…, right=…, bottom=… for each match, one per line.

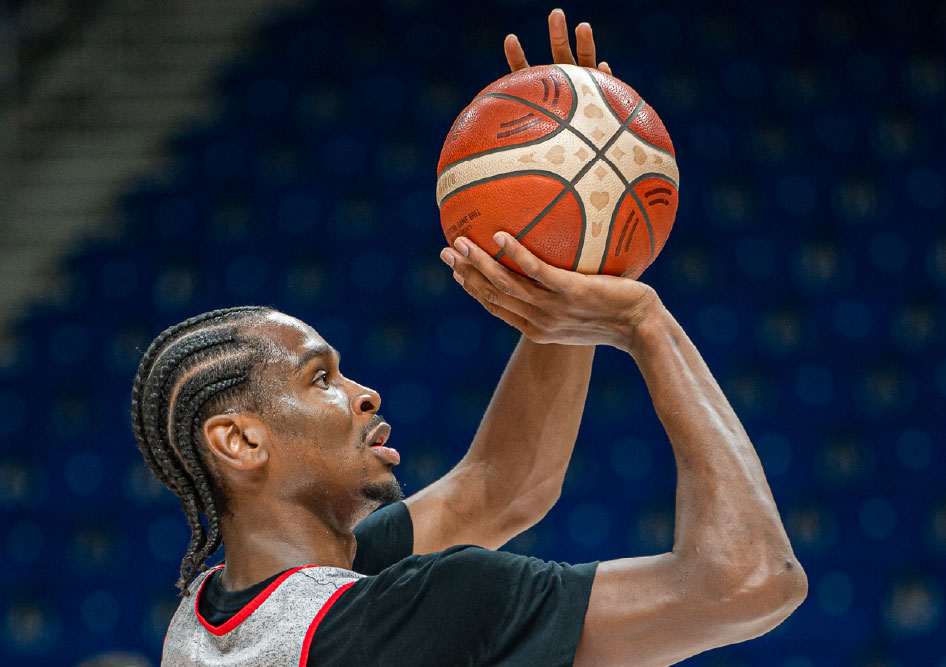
left=363, top=478, right=404, bottom=505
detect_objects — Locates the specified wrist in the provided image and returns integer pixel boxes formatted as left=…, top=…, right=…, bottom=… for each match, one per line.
left=519, top=335, right=597, bottom=368
left=616, top=293, right=671, bottom=356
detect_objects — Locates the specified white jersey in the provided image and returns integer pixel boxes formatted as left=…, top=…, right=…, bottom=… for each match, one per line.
left=162, top=564, right=363, bottom=666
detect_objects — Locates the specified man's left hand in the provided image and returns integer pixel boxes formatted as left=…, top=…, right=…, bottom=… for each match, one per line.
left=504, top=8, right=612, bottom=75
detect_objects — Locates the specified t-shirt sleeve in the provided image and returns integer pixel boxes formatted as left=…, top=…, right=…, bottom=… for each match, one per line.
left=311, top=545, right=598, bottom=666
left=351, top=501, right=414, bottom=575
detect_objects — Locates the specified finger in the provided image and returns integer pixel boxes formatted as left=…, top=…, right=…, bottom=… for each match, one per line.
left=504, top=34, right=530, bottom=71
left=548, top=8, right=576, bottom=65
left=449, top=239, right=546, bottom=306
left=451, top=256, right=547, bottom=323
left=574, top=22, right=596, bottom=68
left=492, top=232, right=574, bottom=292
left=451, top=271, right=542, bottom=339
left=597, top=61, right=613, bottom=76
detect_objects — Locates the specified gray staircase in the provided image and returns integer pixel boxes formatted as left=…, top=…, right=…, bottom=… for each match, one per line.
left=0, top=0, right=299, bottom=331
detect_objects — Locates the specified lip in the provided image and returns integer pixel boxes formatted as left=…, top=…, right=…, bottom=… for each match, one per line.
left=366, top=422, right=391, bottom=448
left=370, top=444, right=400, bottom=465
left=366, top=421, right=399, bottom=465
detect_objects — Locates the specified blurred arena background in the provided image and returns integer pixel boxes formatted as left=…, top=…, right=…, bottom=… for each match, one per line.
left=0, top=0, right=944, bottom=664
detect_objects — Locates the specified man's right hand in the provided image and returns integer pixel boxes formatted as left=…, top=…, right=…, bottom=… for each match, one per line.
left=440, top=231, right=661, bottom=352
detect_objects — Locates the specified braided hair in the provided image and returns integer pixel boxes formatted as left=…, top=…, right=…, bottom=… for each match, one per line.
left=130, top=306, right=279, bottom=594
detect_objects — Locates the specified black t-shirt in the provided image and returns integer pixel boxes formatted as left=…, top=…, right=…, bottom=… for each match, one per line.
left=199, top=502, right=598, bottom=666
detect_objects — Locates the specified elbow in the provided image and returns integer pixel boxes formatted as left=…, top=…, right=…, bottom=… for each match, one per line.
left=748, top=555, right=808, bottom=627
left=697, top=553, right=808, bottom=638
left=778, top=556, right=809, bottom=618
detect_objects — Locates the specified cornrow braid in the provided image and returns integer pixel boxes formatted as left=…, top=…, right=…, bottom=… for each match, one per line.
left=131, top=307, right=263, bottom=488
left=130, top=306, right=277, bottom=593
left=172, top=372, right=249, bottom=588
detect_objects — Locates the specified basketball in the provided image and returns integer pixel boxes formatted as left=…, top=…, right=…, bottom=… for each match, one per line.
left=436, top=64, right=679, bottom=279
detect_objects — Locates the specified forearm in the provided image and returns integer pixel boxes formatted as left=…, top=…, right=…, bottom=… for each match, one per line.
left=626, top=303, right=802, bottom=593
left=458, top=335, right=594, bottom=520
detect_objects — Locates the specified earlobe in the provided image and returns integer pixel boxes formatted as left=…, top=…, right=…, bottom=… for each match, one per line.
left=203, top=414, right=269, bottom=472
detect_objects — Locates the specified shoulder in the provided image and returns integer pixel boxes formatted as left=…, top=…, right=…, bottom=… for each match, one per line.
left=308, top=548, right=599, bottom=666
left=359, top=545, right=520, bottom=587
left=307, top=547, right=515, bottom=664
left=325, top=545, right=597, bottom=627
left=316, top=545, right=532, bottom=627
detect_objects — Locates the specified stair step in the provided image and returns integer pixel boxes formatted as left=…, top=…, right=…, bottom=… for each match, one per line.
left=22, top=96, right=208, bottom=130
left=16, top=153, right=158, bottom=186
left=2, top=210, right=118, bottom=240
left=15, top=128, right=167, bottom=160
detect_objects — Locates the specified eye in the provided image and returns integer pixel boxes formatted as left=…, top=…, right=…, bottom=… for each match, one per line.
left=312, top=370, right=330, bottom=388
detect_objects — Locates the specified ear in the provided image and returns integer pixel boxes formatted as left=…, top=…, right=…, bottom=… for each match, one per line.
left=203, top=413, right=270, bottom=473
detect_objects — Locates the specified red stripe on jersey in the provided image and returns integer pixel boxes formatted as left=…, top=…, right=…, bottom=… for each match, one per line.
left=298, top=581, right=357, bottom=667
left=196, top=564, right=320, bottom=637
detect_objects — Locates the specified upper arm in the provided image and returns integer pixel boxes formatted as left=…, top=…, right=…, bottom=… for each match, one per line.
left=576, top=553, right=805, bottom=667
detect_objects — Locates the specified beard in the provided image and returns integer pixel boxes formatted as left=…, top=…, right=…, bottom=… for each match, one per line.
left=363, top=478, right=404, bottom=505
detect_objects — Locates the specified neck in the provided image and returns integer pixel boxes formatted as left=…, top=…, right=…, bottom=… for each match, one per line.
left=216, top=495, right=368, bottom=591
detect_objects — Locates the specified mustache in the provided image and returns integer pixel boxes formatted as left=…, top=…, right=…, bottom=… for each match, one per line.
left=361, top=413, right=387, bottom=444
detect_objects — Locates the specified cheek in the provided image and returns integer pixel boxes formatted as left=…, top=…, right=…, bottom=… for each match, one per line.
left=318, top=389, right=355, bottom=441
left=272, top=388, right=351, bottom=434
left=281, top=395, right=359, bottom=476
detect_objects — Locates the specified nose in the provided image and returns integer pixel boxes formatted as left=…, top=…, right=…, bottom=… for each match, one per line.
left=350, top=381, right=380, bottom=415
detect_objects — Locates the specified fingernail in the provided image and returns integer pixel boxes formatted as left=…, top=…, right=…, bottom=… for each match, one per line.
left=453, top=272, right=464, bottom=285
left=440, top=249, right=455, bottom=267
left=551, top=8, right=564, bottom=15
left=455, top=238, right=470, bottom=257
left=493, top=232, right=506, bottom=248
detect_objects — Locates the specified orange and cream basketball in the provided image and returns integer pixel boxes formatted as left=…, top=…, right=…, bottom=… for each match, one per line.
left=437, top=64, right=679, bottom=278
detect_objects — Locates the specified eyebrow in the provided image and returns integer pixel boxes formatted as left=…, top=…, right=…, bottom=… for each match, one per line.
left=295, top=344, right=341, bottom=372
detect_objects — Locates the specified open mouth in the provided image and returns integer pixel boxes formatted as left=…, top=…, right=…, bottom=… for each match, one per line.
left=366, top=422, right=399, bottom=465
left=367, top=422, right=391, bottom=448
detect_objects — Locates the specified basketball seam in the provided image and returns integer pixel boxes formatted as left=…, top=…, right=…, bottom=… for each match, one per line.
left=600, top=195, right=630, bottom=273
left=588, top=99, right=649, bottom=272
left=586, top=68, right=628, bottom=125
left=436, top=111, right=571, bottom=179
left=439, top=169, right=575, bottom=206
left=436, top=67, right=579, bottom=176
left=445, top=167, right=585, bottom=267
left=585, top=70, right=676, bottom=159
left=626, top=123, right=677, bottom=159
left=473, top=92, right=628, bottom=186
left=552, top=66, right=632, bottom=184
left=596, top=170, right=677, bottom=272
left=630, top=170, right=679, bottom=263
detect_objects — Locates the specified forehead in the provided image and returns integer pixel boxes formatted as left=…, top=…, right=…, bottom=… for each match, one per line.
left=249, top=312, right=330, bottom=362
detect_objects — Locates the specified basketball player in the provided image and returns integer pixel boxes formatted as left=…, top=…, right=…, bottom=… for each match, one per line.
left=138, top=10, right=806, bottom=666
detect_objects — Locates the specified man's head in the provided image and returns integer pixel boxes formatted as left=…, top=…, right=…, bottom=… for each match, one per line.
left=130, top=306, right=402, bottom=592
